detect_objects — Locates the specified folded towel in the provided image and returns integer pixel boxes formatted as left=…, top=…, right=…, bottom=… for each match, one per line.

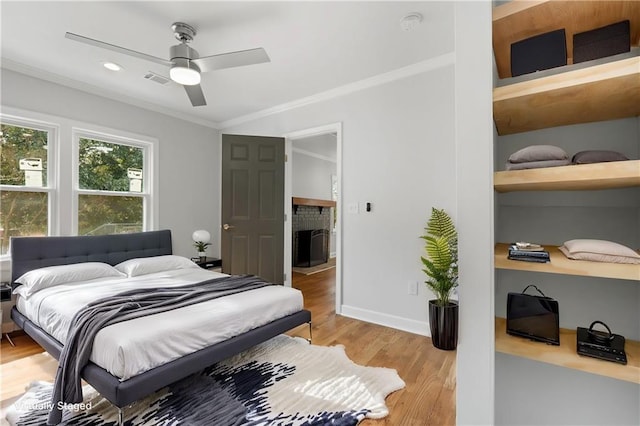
left=505, top=159, right=571, bottom=171
left=508, top=145, right=569, bottom=163
left=572, top=150, right=629, bottom=164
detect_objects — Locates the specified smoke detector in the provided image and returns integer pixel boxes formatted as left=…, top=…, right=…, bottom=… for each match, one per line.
left=400, top=13, right=423, bottom=32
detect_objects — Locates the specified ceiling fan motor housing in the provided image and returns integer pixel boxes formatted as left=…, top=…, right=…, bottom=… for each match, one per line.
left=169, top=43, right=201, bottom=85
left=170, top=43, right=201, bottom=75
left=170, top=43, right=199, bottom=61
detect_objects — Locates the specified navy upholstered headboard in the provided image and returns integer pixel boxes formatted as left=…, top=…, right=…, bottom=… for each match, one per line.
left=10, top=230, right=172, bottom=286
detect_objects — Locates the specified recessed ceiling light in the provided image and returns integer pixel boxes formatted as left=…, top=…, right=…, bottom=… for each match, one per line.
left=103, top=62, right=122, bottom=72
left=400, top=13, right=423, bottom=32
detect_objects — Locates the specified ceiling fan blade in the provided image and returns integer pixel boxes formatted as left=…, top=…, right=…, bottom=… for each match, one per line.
left=192, top=47, right=270, bottom=73
left=184, top=84, right=207, bottom=107
left=65, top=32, right=173, bottom=67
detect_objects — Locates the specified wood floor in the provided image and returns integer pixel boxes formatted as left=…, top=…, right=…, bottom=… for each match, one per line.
left=1, top=268, right=456, bottom=425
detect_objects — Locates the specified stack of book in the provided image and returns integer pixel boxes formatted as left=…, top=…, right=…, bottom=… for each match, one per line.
left=508, top=242, right=550, bottom=263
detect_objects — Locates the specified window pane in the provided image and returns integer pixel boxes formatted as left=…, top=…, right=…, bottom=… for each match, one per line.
left=78, top=138, right=143, bottom=192
left=78, top=194, right=143, bottom=236
left=0, top=191, right=48, bottom=254
left=0, top=123, right=48, bottom=186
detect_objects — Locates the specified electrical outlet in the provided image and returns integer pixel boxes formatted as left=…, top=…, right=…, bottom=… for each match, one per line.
left=408, top=281, right=418, bottom=295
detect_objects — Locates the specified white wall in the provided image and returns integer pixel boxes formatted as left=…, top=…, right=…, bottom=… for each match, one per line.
left=0, top=69, right=220, bottom=280
left=223, top=62, right=456, bottom=334
left=291, top=151, right=336, bottom=200
left=223, top=7, right=496, bottom=425
left=454, top=2, right=495, bottom=425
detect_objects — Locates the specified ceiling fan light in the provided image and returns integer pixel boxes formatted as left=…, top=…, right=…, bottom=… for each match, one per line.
left=170, top=60, right=201, bottom=85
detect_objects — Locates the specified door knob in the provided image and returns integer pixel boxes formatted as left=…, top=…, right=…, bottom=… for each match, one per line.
left=223, top=223, right=235, bottom=230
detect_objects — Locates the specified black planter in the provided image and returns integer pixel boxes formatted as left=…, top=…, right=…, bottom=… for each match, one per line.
left=428, top=300, right=458, bottom=350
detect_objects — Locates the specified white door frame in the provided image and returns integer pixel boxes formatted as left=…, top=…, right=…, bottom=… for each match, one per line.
left=283, top=123, right=342, bottom=314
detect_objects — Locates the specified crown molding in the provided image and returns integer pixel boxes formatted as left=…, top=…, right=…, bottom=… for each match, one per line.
left=0, top=58, right=221, bottom=130
left=2, top=50, right=456, bottom=132
left=218, top=51, right=456, bottom=129
left=292, top=147, right=336, bottom=164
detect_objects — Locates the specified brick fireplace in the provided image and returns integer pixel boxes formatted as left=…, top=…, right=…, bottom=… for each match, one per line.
left=292, top=198, right=334, bottom=267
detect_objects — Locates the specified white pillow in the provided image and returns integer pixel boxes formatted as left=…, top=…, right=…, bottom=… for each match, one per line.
left=559, top=239, right=640, bottom=264
left=14, top=262, right=126, bottom=298
left=115, top=255, right=200, bottom=277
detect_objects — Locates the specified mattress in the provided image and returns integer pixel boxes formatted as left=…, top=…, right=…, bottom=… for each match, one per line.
left=16, top=268, right=304, bottom=380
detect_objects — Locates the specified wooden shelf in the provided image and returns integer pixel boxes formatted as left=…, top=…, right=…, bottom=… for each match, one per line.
left=292, top=197, right=336, bottom=208
left=494, top=160, right=640, bottom=192
left=292, top=197, right=336, bottom=214
left=493, top=56, right=640, bottom=135
left=495, top=317, right=640, bottom=384
left=493, top=0, right=640, bottom=79
left=495, top=243, right=640, bottom=281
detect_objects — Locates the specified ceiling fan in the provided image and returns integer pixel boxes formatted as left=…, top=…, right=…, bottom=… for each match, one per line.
left=65, top=22, right=270, bottom=107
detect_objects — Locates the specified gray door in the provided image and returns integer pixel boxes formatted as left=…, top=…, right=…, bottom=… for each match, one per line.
left=221, top=134, right=285, bottom=284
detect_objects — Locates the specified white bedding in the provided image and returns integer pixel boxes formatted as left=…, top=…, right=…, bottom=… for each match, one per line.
left=16, top=268, right=304, bottom=380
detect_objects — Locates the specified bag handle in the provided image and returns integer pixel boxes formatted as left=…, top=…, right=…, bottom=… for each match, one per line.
left=521, top=284, right=547, bottom=298
left=587, top=320, right=615, bottom=344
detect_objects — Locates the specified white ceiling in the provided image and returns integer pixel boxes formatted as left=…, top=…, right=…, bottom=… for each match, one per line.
left=1, top=1, right=454, bottom=128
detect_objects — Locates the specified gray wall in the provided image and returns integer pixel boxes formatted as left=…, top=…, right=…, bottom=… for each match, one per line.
left=496, top=353, right=640, bottom=426
left=291, top=150, right=336, bottom=201
left=494, top=117, right=640, bottom=425
left=0, top=68, right=220, bottom=280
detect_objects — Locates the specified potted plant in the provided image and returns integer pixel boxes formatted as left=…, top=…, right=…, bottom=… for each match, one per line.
left=194, top=240, right=211, bottom=261
left=192, top=230, right=211, bottom=261
left=420, top=207, right=458, bottom=350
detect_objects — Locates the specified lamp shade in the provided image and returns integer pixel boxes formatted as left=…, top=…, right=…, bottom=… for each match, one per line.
left=170, top=59, right=201, bottom=86
left=192, top=230, right=210, bottom=244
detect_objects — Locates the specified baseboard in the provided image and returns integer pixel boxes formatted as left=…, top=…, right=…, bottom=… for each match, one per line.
left=340, top=305, right=430, bottom=337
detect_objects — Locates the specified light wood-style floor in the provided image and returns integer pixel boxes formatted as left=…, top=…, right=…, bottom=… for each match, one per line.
left=1, top=268, right=456, bottom=425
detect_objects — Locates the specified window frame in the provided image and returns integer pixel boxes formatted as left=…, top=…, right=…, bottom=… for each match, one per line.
left=0, top=107, right=158, bottom=262
left=0, top=114, right=59, bottom=257
left=71, top=127, right=156, bottom=236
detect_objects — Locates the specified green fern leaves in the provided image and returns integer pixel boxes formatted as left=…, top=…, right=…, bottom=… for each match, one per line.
left=421, top=208, right=458, bottom=306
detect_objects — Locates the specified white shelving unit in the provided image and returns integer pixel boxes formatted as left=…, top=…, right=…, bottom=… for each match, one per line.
left=492, top=0, right=640, bottom=391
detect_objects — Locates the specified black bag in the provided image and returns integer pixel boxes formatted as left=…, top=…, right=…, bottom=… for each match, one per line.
left=573, top=20, right=630, bottom=64
left=507, top=285, right=560, bottom=345
left=510, top=29, right=567, bottom=77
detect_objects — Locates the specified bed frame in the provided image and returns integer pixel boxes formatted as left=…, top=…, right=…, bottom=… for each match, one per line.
left=10, top=230, right=312, bottom=424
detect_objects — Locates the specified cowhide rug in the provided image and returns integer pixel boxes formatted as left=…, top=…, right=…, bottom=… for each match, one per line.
left=6, top=335, right=404, bottom=425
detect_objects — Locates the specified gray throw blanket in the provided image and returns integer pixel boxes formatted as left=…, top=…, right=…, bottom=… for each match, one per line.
left=47, top=274, right=271, bottom=425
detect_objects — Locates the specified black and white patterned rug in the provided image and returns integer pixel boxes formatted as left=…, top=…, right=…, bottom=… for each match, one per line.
left=6, top=335, right=405, bottom=425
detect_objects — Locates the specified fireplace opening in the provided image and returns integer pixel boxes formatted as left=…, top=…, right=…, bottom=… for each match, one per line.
left=294, top=229, right=329, bottom=267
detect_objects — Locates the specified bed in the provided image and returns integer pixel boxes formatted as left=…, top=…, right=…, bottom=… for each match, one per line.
left=9, top=229, right=311, bottom=424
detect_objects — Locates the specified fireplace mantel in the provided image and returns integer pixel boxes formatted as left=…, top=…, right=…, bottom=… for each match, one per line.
left=292, top=197, right=336, bottom=213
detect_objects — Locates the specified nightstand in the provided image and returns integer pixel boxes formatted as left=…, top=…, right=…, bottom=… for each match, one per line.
left=1, top=283, right=16, bottom=346
left=194, top=257, right=222, bottom=271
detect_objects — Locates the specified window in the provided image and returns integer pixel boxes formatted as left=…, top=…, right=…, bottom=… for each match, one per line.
left=0, top=119, right=55, bottom=255
left=74, top=133, right=152, bottom=236
left=0, top=109, right=157, bottom=258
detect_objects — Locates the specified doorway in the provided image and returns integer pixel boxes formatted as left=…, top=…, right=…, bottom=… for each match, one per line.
left=284, top=123, right=342, bottom=314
